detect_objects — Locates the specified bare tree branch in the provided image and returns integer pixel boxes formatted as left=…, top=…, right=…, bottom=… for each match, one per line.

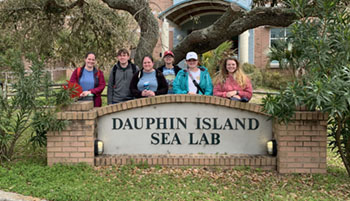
left=102, top=0, right=159, bottom=66
left=173, top=6, right=298, bottom=64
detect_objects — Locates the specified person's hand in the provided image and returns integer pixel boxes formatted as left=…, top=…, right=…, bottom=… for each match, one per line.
left=141, top=90, right=148, bottom=97
left=188, top=92, right=196, bottom=95
left=231, top=95, right=241, bottom=99
left=226, top=91, right=237, bottom=98
left=147, top=91, right=155, bottom=97
left=80, top=91, right=91, bottom=97
left=142, top=90, right=155, bottom=97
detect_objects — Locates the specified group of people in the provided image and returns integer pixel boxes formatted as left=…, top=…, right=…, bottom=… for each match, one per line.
left=69, top=49, right=253, bottom=107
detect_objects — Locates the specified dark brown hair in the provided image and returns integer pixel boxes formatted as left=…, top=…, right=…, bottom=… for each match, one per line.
left=85, top=52, right=96, bottom=59
left=117, top=48, right=129, bottom=56
left=142, top=55, right=154, bottom=63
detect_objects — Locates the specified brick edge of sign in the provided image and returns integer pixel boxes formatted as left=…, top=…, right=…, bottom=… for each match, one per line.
left=48, top=95, right=328, bottom=174
left=94, top=154, right=276, bottom=170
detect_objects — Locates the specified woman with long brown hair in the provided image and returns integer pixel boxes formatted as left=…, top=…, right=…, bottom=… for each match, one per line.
left=213, top=57, right=252, bottom=102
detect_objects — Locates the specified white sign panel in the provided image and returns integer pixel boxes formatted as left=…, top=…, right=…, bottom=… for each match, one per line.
left=98, top=103, right=272, bottom=155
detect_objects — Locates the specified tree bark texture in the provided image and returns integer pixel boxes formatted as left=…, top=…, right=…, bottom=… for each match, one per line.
left=102, top=0, right=159, bottom=66
left=101, top=1, right=300, bottom=65
left=172, top=6, right=298, bottom=64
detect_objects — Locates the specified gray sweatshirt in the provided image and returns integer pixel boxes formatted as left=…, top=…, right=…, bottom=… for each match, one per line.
left=107, top=62, right=139, bottom=104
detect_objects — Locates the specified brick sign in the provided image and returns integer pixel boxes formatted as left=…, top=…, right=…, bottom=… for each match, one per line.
left=98, top=103, right=272, bottom=155
left=47, top=95, right=328, bottom=174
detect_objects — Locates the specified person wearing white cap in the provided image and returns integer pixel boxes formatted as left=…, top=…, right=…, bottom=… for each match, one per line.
left=173, top=51, right=213, bottom=95
left=157, top=50, right=181, bottom=94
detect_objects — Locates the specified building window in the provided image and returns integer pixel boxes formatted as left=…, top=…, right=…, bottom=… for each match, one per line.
left=269, top=27, right=291, bottom=67
left=270, top=28, right=290, bottom=48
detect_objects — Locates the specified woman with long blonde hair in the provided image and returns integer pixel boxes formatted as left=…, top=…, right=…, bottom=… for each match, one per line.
left=213, top=57, right=252, bottom=102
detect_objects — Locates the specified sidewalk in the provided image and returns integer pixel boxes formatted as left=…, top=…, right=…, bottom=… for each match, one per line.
left=0, top=190, right=45, bottom=201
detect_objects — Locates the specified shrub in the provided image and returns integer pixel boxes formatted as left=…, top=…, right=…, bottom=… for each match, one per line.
left=201, top=41, right=236, bottom=76
left=247, top=69, right=263, bottom=88
left=263, top=0, right=350, bottom=175
left=0, top=50, right=71, bottom=161
left=261, top=71, right=291, bottom=90
left=242, top=63, right=256, bottom=74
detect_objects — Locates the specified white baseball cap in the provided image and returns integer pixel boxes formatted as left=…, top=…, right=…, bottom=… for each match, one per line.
left=186, top=52, right=198, bottom=60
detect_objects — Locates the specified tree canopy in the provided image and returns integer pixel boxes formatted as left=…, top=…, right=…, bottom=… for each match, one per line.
left=2, top=0, right=350, bottom=67
left=0, top=0, right=324, bottom=67
left=0, top=0, right=138, bottom=68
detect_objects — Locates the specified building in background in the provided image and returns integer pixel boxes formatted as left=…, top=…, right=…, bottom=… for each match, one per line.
left=152, top=0, right=285, bottom=69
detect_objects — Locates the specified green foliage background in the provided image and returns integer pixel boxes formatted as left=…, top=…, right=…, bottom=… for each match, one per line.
left=0, top=0, right=138, bottom=68
left=0, top=50, right=71, bottom=161
left=263, top=0, right=350, bottom=175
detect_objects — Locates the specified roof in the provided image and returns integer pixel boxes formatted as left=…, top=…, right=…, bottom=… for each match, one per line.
left=158, top=0, right=250, bottom=26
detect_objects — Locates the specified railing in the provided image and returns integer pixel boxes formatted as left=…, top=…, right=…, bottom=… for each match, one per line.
left=1, top=83, right=279, bottom=98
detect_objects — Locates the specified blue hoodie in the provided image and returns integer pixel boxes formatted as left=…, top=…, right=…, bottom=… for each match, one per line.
left=173, top=66, right=213, bottom=95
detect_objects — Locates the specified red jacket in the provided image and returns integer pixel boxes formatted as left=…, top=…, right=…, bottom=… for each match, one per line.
left=213, top=75, right=253, bottom=101
left=70, top=67, right=106, bottom=107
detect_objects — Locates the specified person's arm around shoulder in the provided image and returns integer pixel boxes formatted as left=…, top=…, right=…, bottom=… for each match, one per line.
left=129, top=70, right=142, bottom=98
left=173, top=70, right=188, bottom=94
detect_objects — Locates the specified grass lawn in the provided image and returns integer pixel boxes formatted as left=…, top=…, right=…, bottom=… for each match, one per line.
left=2, top=86, right=348, bottom=200
left=0, top=148, right=349, bottom=201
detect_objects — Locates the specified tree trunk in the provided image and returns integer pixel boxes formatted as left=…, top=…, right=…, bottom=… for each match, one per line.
left=102, top=0, right=159, bottom=66
left=173, top=7, right=298, bottom=64
left=102, top=1, right=299, bottom=66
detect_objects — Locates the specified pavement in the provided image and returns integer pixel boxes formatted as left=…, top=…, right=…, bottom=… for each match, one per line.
left=0, top=190, right=45, bottom=201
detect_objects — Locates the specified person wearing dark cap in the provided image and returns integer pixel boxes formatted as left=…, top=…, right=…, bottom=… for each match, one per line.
left=157, top=50, right=181, bottom=94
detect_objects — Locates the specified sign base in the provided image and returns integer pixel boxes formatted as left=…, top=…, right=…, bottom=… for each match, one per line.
left=94, top=154, right=276, bottom=170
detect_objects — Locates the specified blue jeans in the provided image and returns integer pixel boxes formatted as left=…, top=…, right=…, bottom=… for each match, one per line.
left=230, top=97, right=249, bottom=102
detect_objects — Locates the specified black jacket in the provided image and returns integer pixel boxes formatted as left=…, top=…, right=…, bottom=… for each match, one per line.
left=129, top=69, right=168, bottom=98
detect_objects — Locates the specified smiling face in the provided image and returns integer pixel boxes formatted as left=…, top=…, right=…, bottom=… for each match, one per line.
left=186, top=59, right=198, bottom=69
left=142, top=56, right=154, bottom=72
left=163, top=55, right=174, bottom=65
left=226, top=59, right=238, bottom=74
left=84, top=54, right=96, bottom=69
left=117, top=52, right=130, bottom=66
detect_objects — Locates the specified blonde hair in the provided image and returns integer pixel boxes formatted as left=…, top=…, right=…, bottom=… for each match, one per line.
left=213, top=58, right=248, bottom=88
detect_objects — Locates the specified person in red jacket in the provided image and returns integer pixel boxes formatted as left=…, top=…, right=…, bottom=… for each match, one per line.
left=213, top=57, right=252, bottom=102
left=69, top=52, right=106, bottom=107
